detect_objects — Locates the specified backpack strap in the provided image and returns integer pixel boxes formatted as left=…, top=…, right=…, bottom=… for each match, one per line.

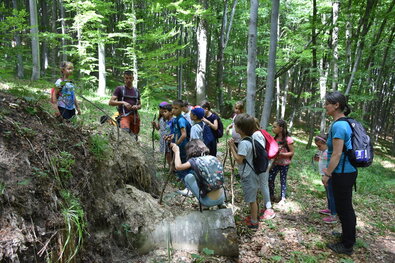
left=241, top=137, right=258, bottom=175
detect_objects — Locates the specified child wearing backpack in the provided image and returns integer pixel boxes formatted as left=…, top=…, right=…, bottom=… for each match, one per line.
left=51, top=61, right=81, bottom=119
left=166, top=100, right=192, bottom=196
left=201, top=101, right=224, bottom=157
left=225, top=101, right=244, bottom=145
left=228, top=113, right=260, bottom=229
left=252, top=118, right=276, bottom=220
left=314, top=133, right=337, bottom=224
left=190, top=106, right=216, bottom=155
left=170, top=140, right=225, bottom=209
left=152, top=102, right=171, bottom=153
left=269, top=119, right=294, bottom=205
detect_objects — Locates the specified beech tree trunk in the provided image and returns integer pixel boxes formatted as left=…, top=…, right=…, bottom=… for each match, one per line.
left=98, top=42, right=106, bottom=96
left=246, top=0, right=258, bottom=116
left=196, top=0, right=208, bottom=104
left=260, top=0, right=279, bottom=128
left=331, top=0, right=339, bottom=91
left=12, top=0, right=24, bottom=78
left=29, top=0, right=40, bottom=80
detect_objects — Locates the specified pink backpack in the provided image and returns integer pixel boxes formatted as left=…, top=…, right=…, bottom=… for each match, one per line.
left=260, top=129, right=279, bottom=159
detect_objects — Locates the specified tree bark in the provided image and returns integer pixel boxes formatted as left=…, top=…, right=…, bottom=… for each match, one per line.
left=260, top=0, right=279, bottom=129
left=246, top=0, right=258, bottom=116
left=60, top=0, right=67, bottom=62
left=29, top=0, right=40, bottom=80
left=195, top=0, right=208, bottom=104
left=12, top=0, right=24, bottom=78
left=331, top=0, right=339, bottom=91
left=97, top=42, right=106, bottom=96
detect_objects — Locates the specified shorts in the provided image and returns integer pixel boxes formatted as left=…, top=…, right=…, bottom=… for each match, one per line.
left=241, top=173, right=259, bottom=203
left=58, top=107, right=75, bottom=120
left=119, top=113, right=140, bottom=134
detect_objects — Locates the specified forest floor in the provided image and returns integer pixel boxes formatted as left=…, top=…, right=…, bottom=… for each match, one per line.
left=0, top=81, right=394, bottom=263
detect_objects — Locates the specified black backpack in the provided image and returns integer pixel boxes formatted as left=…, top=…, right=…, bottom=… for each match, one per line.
left=242, top=137, right=269, bottom=174
left=334, top=117, right=374, bottom=168
left=215, top=115, right=224, bottom=139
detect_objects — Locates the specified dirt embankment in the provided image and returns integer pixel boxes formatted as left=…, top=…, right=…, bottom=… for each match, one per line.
left=0, top=91, right=162, bottom=262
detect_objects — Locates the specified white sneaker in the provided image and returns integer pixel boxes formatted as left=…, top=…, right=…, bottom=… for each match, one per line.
left=177, top=188, right=193, bottom=197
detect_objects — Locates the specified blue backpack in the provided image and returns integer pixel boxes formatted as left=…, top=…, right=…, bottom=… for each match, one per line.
left=335, top=117, right=374, bottom=168
left=197, top=122, right=215, bottom=146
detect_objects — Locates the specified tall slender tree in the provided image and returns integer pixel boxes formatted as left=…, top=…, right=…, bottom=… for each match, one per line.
left=29, top=0, right=40, bottom=80
left=246, top=0, right=258, bottom=116
left=260, top=0, right=280, bottom=128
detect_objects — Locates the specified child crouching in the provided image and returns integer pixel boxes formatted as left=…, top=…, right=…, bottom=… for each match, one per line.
left=170, top=139, right=225, bottom=209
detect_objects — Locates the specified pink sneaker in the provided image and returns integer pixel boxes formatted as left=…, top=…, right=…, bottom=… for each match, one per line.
left=319, top=209, right=331, bottom=215
left=260, top=208, right=276, bottom=220
left=323, top=216, right=338, bottom=224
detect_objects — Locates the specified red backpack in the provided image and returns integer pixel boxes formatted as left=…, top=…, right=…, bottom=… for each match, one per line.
left=260, top=129, right=279, bottom=159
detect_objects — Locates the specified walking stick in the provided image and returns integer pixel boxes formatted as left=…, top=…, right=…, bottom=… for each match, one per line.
left=152, top=114, right=157, bottom=154
left=159, top=143, right=174, bottom=205
left=228, top=140, right=236, bottom=213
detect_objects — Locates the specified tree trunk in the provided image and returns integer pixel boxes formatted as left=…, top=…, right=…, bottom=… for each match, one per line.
left=12, top=0, right=24, bottom=78
left=280, top=71, right=289, bottom=119
left=97, top=42, right=106, bottom=96
left=331, top=0, right=339, bottom=91
left=60, top=0, right=67, bottom=61
left=195, top=0, right=208, bottom=104
left=217, top=0, right=238, bottom=114
left=40, top=0, right=49, bottom=75
left=246, top=0, right=258, bottom=116
left=260, top=0, right=279, bottom=129
left=29, top=0, right=40, bottom=80
left=345, top=0, right=378, bottom=95
left=319, top=58, right=328, bottom=133
left=50, top=0, right=57, bottom=77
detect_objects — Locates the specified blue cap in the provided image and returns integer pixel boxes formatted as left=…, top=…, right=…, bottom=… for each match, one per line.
left=191, top=107, right=205, bottom=119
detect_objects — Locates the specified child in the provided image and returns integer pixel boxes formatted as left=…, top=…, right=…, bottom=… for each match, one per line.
left=152, top=101, right=171, bottom=153
left=201, top=101, right=220, bottom=156
left=190, top=106, right=215, bottom=155
left=315, top=134, right=337, bottom=224
left=170, top=140, right=225, bottom=208
left=269, top=119, right=294, bottom=204
left=169, top=100, right=191, bottom=184
left=51, top=61, right=81, bottom=119
left=225, top=101, right=244, bottom=145
left=162, top=104, right=174, bottom=167
left=182, top=100, right=193, bottom=125
left=228, top=113, right=259, bottom=229
left=252, top=118, right=275, bottom=220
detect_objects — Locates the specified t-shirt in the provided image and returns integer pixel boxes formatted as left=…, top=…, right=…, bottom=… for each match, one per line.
left=173, top=115, right=190, bottom=148
left=231, top=114, right=241, bottom=143
left=318, top=149, right=328, bottom=176
left=183, top=111, right=192, bottom=125
left=273, top=136, right=293, bottom=166
left=237, top=139, right=255, bottom=179
left=327, top=121, right=357, bottom=173
left=252, top=131, right=266, bottom=149
left=191, top=122, right=203, bottom=140
left=113, top=86, right=140, bottom=114
left=55, top=78, right=76, bottom=110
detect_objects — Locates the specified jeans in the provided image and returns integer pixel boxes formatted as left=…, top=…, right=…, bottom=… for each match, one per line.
left=332, top=171, right=358, bottom=248
left=326, top=178, right=337, bottom=215
left=184, top=173, right=225, bottom=207
left=269, top=165, right=289, bottom=199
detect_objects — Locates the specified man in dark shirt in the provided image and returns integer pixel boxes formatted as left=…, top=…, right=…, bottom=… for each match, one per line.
left=109, top=70, right=141, bottom=140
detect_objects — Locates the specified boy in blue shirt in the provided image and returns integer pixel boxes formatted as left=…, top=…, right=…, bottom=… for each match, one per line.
left=170, top=100, right=191, bottom=183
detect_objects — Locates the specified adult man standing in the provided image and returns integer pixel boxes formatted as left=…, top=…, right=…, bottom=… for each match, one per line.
left=109, top=70, right=141, bottom=140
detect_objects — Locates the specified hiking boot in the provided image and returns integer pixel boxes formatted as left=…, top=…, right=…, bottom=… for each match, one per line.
left=177, top=188, right=193, bottom=197
left=246, top=220, right=259, bottom=229
left=323, top=216, right=338, bottom=224
left=327, top=242, right=353, bottom=255
left=319, top=209, right=331, bottom=215
left=260, top=208, right=276, bottom=220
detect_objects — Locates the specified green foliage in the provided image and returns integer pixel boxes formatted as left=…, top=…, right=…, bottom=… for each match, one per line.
left=0, top=182, right=5, bottom=195
left=52, top=151, right=75, bottom=179
left=89, top=134, right=109, bottom=160
left=191, top=248, right=215, bottom=263
left=60, top=190, right=86, bottom=263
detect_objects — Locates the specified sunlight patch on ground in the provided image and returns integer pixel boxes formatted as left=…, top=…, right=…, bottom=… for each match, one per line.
left=275, top=200, right=302, bottom=213
left=380, top=160, right=395, bottom=169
